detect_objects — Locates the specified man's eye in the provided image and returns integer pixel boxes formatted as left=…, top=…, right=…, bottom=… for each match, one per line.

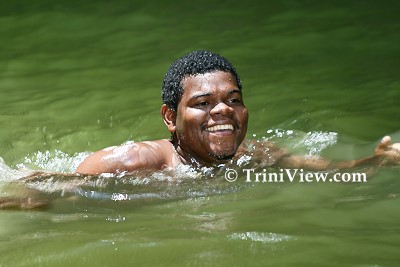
left=196, top=101, right=209, bottom=107
left=229, top=98, right=242, bottom=103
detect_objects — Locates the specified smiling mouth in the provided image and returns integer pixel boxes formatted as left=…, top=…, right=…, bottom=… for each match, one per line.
left=205, top=124, right=234, bottom=132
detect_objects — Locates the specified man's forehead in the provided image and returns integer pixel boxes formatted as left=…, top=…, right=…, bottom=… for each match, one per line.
left=182, top=70, right=234, bottom=80
left=181, top=71, right=237, bottom=91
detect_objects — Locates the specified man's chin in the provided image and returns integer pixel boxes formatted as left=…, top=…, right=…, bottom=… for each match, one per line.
left=207, top=144, right=239, bottom=161
left=209, top=153, right=235, bottom=161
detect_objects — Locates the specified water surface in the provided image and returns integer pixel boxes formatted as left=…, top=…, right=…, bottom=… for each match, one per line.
left=1, top=1, right=400, bottom=266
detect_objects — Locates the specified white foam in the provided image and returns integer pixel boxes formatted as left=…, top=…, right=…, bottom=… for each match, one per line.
left=265, top=128, right=338, bottom=156
left=17, top=150, right=90, bottom=173
left=0, top=157, right=29, bottom=181
left=228, top=231, right=293, bottom=243
left=300, top=131, right=338, bottom=156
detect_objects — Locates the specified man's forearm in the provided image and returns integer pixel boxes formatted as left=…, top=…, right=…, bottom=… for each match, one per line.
left=277, top=154, right=381, bottom=171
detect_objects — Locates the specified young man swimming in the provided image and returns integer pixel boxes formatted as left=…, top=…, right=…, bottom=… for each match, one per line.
left=76, top=50, right=400, bottom=175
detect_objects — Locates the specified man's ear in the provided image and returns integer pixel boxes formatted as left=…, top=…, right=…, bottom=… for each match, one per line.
left=161, top=104, right=176, bottom=133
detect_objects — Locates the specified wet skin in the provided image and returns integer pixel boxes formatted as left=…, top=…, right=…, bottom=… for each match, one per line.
left=168, top=71, right=248, bottom=166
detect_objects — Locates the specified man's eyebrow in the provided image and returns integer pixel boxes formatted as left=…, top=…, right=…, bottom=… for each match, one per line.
left=227, top=89, right=241, bottom=95
left=190, top=89, right=241, bottom=100
left=190, top=92, right=212, bottom=100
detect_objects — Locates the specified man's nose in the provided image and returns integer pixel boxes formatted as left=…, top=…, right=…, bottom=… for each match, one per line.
left=210, top=102, right=233, bottom=116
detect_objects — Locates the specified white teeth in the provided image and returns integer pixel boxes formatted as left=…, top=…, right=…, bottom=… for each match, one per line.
left=206, top=124, right=234, bottom=132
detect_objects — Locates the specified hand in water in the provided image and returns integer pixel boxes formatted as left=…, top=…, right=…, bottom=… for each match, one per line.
left=375, top=136, right=400, bottom=165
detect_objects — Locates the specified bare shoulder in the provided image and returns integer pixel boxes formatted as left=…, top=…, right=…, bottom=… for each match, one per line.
left=76, top=139, right=177, bottom=175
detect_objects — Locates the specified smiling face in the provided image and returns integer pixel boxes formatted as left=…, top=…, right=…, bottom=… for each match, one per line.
left=170, top=70, right=248, bottom=166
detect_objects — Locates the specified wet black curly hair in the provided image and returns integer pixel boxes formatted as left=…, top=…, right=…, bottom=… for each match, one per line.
left=161, top=50, right=242, bottom=111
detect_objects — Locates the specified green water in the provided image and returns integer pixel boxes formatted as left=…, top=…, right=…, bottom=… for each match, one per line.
left=1, top=1, right=400, bottom=266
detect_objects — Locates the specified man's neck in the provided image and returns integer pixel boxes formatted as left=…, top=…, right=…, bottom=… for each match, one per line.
left=171, top=140, right=230, bottom=168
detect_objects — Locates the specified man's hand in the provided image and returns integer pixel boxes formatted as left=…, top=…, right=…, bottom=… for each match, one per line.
left=374, top=136, right=400, bottom=165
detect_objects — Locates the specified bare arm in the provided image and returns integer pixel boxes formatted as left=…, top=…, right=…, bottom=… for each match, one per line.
left=277, top=153, right=377, bottom=171
left=269, top=136, right=400, bottom=171
left=76, top=141, right=170, bottom=175
left=75, top=149, right=121, bottom=175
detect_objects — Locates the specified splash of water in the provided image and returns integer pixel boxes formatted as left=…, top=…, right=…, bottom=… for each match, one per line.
left=17, top=149, right=90, bottom=173
left=299, top=131, right=338, bottom=156
left=264, top=128, right=338, bottom=156
left=0, top=131, right=339, bottom=207
left=228, top=232, right=293, bottom=243
left=0, top=157, right=33, bottom=182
